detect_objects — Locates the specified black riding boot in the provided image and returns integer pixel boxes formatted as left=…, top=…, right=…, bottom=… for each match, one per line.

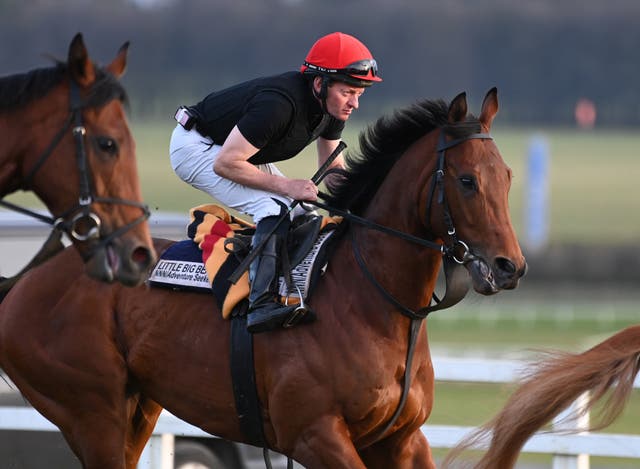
left=246, top=215, right=314, bottom=333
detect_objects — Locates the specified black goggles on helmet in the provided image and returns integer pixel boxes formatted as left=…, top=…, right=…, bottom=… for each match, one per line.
left=304, top=59, right=378, bottom=78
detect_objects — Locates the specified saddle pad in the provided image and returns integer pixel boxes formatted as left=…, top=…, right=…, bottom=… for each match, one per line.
left=148, top=240, right=211, bottom=292
left=150, top=204, right=339, bottom=319
left=149, top=204, right=252, bottom=318
left=278, top=229, right=335, bottom=303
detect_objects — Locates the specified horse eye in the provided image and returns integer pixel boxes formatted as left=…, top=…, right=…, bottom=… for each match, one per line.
left=95, top=136, right=119, bottom=156
left=458, top=176, right=477, bottom=192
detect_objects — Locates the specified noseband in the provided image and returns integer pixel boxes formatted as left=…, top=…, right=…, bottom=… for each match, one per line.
left=425, top=131, right=493, bottom=264
left=0, top=79, right=150, bottom=257
left=313, top=129, right=493, bottom=446
left=312, top=129, right=493, bottom=318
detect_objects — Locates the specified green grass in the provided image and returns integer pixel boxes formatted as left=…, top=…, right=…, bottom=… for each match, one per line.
left=428, top=307, right=640, bottom=467
left=5, top=119, right=640, bottom=244
left=421, top=285, right=640, bottom=468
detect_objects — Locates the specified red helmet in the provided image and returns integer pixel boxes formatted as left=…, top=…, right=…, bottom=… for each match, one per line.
left=301, top=32, right=382, bottom=88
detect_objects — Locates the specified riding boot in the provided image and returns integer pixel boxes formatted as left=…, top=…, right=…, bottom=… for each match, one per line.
left=246, top=214, right=315, bottom=333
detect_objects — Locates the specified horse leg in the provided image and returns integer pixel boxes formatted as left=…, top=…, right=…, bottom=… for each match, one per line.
left=1, top=307, right=133, bottom=467
left=11, top=375, right=131, bottom=469
left=124, top=395, right=163, bottom=469
left=287, top=415, right=369, bottom=469
left=360, top=428, right=435, bottom=469
left=6, top=344, right=157, bottom=469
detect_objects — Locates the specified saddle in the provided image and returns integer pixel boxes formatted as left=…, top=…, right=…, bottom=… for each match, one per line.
left=148, top=204, right=340, bottom=318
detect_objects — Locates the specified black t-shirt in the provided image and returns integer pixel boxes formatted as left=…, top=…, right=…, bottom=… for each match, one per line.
left=190, top=72, right=344, bottom=165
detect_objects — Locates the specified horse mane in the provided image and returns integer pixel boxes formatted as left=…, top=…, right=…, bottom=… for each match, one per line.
left=0, top=61, right=128, bottom=112
left=323, top=99, right=481, bottom=214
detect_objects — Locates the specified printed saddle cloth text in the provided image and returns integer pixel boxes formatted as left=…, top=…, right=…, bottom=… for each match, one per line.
left=149, top=204, right=338, bottom=319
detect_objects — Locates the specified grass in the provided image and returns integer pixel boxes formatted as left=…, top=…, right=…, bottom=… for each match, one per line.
left=427, top=303, right=640, bottom=468
left=5, top=118, right=640, bottom=244
left=125, top=120, right=640, bottom=244
left=426, top=285, right=640, bottom=427
left=120, top=120, right=640, bottom=246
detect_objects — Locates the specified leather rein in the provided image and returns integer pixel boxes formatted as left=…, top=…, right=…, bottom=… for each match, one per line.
left=310, top=129, right=493, bottom=444
left=312, top=130, right=492, bottom=317
left=0, top=79, right=149, bottom=258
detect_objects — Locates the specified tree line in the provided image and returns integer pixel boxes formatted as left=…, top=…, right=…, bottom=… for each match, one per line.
left=2, top=0, right=639, bottom=126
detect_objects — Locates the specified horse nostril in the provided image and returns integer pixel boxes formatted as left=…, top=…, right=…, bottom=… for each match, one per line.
left=132, top=246, right=154, bottom=268
left=495, top=257, right=516, bottom=274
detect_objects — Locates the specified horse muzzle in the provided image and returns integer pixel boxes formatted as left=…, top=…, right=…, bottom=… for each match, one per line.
left=466, top=255, right=527, bottom=295
left=84, top=238, right=156, bottom=286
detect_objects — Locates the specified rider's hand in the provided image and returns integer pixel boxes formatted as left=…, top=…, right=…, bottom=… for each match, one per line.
left=287, top=179, right=318, bottom=202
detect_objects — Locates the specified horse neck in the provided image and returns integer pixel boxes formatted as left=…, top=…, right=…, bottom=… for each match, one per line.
left=330, top=133, right=443, bottom=330
left=0, top=82, right=71, bottom=208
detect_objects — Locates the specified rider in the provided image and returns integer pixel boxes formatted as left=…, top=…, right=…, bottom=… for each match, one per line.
left=169, top=32, right=382, bottom=333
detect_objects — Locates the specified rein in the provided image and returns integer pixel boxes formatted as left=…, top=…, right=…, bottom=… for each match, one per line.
left=0, top=79, right=149, bottom=258
left=311, top=131, right=492, bottom=316
left=311, top=129, right=493, bottom=444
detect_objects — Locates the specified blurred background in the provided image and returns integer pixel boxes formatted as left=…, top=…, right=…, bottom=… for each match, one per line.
left=2, top=0, right=640, bottom=125
left=1, top=1, right=640, bottom=467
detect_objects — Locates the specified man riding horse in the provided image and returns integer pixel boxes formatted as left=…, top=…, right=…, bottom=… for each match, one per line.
left=169, top=32, right=382, bottom=333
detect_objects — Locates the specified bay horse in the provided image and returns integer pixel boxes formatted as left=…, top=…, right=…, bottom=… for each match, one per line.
left=0, top=88, right=526, bottom=468
left=444, top=324, right=640, bottom=468
left=0, top=33, right=155, bottom=286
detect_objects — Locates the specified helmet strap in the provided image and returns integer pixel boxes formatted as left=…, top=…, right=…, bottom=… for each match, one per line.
left=311, top=75, right=330, bottom=113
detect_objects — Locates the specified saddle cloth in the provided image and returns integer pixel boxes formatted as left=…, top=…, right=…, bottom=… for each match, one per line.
left=148, top=204, right=339, bottom=318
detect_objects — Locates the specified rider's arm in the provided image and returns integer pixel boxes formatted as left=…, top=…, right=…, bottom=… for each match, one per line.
left=213, top=126, right=318, bottom=202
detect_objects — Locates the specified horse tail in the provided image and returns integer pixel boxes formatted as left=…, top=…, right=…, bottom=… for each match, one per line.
left=442, top=324, right=640, bottom=469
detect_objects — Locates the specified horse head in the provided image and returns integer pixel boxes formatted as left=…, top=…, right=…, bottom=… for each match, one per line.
left=8, top=34, right=156, bottom=286
left=428, top=88, right=526, bottom=294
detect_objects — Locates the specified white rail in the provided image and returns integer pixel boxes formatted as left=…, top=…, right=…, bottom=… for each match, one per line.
left=1, top=356, right=639, bottom=468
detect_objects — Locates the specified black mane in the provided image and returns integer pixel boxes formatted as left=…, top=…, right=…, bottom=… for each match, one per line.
left=323, top=99, right=481, bottom=214
left=0, top=61, right=128, bottom=112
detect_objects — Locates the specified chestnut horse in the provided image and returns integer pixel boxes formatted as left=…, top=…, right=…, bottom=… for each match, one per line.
left=0, top=89, right=525, bottom=468
left=445, top=324, right=640, bottom=468
left=0, top=33, right=155, bottom=286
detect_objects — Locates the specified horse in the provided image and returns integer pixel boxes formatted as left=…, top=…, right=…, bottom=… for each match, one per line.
left=0, top=88, right=526, bottom=469
left=0, top=33, right=155, bottom=287
left=444, top=324, right=640, bottom=469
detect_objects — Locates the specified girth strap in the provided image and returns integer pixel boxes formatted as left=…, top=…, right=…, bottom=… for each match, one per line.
left=230, top=304, right=295, bottom=469
left=230, top=306, right=266, bottom=447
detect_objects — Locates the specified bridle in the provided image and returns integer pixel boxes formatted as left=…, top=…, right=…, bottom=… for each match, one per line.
left=0, top=78, right=150, bottom=257
left=311, top=129, right=493, bottom=445
left=312, top=129, right=493, bottom=318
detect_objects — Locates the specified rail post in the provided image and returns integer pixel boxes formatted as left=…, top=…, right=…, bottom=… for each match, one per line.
left=138, top=433, right=175, bottom=469
left=552, top=392, right=590, bottom=469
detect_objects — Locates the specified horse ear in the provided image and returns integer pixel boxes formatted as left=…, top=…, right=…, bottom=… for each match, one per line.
left=68, top=33, right=96, bottom=88
left=106, top=41, right=130, bottom=78
left=448, top=92, right=468, bottom=124
left=479, top=87, right=499, bottom=130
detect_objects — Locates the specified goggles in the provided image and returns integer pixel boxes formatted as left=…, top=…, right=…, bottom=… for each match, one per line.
left=303, top=59, right=378, bottom=78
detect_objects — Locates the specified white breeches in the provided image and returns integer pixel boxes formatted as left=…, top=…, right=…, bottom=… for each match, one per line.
left=169, top=124, right=308, bottom=223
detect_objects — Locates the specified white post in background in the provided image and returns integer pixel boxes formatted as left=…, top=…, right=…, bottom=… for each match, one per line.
left=525, top=134, right=550, bottom=252
left=552, top=392, right=590, bottom=469
left=138, top=433, right=175, bottom=469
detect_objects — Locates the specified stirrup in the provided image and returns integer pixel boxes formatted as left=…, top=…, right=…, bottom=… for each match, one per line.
left=282, top=285, right=312, bottom=328
left=283, top=305, right=310, bottom=328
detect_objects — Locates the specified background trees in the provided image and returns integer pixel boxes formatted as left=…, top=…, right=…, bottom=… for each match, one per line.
left=2, top=0, right=639, bottom=126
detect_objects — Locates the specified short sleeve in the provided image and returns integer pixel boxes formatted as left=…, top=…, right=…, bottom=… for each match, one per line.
left=236, top=91, right=294, bottom=149
left=320, top=116, right=346, bottom=141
